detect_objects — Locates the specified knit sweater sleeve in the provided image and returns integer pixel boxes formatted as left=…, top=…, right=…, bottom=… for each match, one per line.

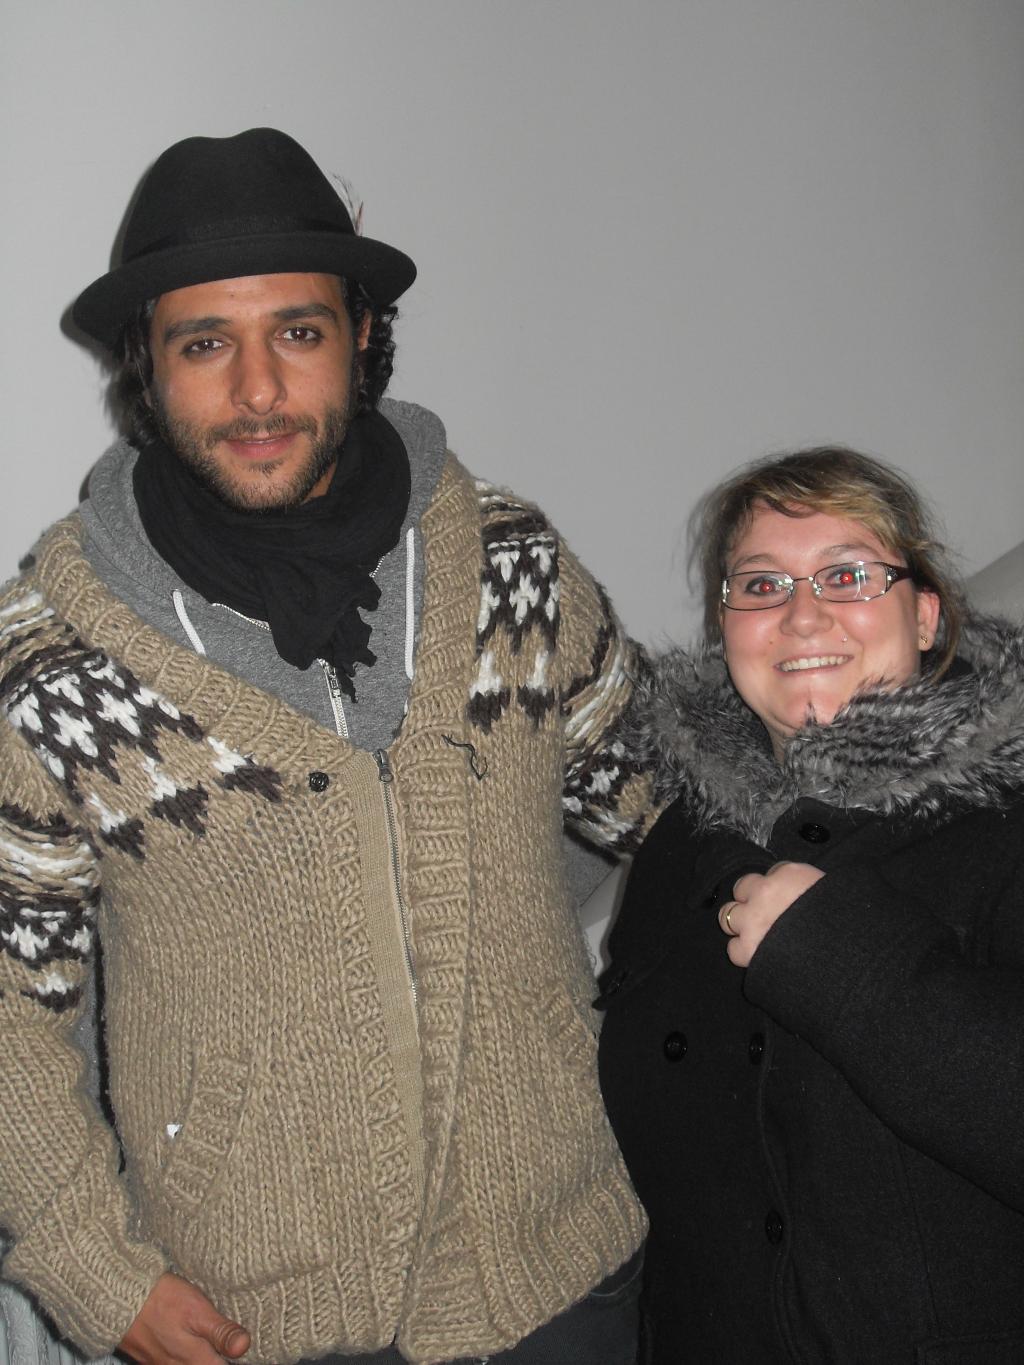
left=0, top=724, right=167, bottom=1356
left=557, top=545, right=658, bottom=854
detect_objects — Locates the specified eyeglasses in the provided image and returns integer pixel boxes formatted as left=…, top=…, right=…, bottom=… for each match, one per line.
left=721, top=561, right=915, bottom=611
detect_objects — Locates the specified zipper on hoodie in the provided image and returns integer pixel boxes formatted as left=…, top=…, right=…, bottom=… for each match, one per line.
left=321, top=662, right=351, bottom=739
left=211, top=602, right=351, bottom=739
left=373, top=748, right=418, bottom=1012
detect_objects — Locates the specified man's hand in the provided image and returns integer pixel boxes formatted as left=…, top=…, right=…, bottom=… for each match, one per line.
left=118, top=1272, right=250, bottom=1364
left=718, top=861, right=824, bottom=968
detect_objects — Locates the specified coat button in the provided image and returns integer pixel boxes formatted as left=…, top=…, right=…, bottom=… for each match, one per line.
left=662, top=1032, right=688, bottom=1062
left=308, top=770, right=330, bottom=792
left=593, top=966, right=630, bottom=1010
left=605, top=967, right=629, bottom=995
left=798, top=821, right=830, bottom=843
left=765, top=1210, right=784, bottom=1244
left=748, top=1032, right=765, bottom=1065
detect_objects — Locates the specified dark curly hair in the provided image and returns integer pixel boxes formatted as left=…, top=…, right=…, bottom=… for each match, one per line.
left=113, top=278, right=397, bottom=447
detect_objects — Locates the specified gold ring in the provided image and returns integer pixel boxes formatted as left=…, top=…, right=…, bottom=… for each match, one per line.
left=724, top=903, right=736, bottom=935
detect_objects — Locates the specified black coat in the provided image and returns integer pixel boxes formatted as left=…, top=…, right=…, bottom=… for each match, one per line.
left=598, top=618, right=1024, bottom=1365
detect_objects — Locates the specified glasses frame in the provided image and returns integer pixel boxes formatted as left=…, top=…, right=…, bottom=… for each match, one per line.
left=721, top=560, right=915, bottom=612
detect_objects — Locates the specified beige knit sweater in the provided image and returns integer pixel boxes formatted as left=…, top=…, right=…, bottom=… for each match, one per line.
left=0, top=456, right=653, bottom=1364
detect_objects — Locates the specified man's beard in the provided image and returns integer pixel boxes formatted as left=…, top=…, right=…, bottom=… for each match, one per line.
left=151, top=373, right=360, bottom=514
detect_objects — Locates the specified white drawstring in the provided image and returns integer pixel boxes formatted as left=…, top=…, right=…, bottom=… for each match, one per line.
left=404, top=527, right=416, bottom=681
left=171, top=589, right=207, bottom=656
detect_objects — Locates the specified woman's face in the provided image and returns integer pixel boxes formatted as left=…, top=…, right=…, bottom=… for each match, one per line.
left=720, top=504, right=941, bottom=759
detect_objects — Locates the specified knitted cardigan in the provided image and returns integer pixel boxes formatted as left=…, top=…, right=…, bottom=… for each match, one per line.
left=0, top=455, right=652, bottom=1364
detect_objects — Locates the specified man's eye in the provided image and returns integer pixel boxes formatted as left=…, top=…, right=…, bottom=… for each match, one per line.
left=183, top=337, right=222, bottom=355
left=282, top=326, right=321, bottom=343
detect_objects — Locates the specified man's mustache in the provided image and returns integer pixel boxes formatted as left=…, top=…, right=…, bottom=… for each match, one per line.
left=207, top=414, right=318, bottom=442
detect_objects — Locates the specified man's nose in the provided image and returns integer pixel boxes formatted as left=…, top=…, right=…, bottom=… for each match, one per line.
left=230, top=343, right=286, bottom=415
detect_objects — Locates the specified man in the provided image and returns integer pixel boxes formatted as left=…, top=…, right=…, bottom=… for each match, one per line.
left=0, top=129, right=653, bottom=1364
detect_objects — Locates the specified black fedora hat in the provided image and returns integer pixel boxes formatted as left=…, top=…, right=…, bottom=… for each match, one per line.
left=72, top=128, right=417, bottom=350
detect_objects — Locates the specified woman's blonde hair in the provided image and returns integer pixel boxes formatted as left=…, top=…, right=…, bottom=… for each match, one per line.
left=696, top=446, right=965, bottom=678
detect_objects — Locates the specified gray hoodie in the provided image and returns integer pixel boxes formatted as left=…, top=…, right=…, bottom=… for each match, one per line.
left=79, top=398, right=447, bottom=753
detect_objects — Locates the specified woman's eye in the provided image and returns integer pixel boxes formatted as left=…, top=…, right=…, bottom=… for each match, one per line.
left=825, top=565, right=863, bottom=588
left=746, top=575, right=785, bottom=596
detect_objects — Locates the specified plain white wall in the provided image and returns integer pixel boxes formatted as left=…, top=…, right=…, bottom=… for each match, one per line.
left=969, top=541, right=1024, bottom=619
left=2, top=0, right=1022, bottom=645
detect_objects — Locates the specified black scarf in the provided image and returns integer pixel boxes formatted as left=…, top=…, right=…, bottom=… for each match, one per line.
left=133, top=409, right=411, bottom=697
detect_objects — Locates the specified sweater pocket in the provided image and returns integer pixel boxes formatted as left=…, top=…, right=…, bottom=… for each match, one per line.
left=464, top=977, right=610, bottom=1210
left=152, top=1049, right=251, bottom=1217
left=517, top=979, right=602, bottom=1082
left=138, top=1034, right=417, bottom=1301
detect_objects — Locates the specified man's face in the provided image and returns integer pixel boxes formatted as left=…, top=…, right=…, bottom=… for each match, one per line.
left=147, top=272, right=368, bottom=511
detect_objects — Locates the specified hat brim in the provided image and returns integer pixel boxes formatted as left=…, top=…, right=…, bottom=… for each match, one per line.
left=72, top=231, right=417, bottom=350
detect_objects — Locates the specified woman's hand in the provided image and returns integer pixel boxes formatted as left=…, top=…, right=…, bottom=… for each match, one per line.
left=718, top=861, right=824, bottom=967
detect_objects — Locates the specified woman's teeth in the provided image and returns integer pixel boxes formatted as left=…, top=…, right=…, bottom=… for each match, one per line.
left=778, top=655, right=848, bottom=672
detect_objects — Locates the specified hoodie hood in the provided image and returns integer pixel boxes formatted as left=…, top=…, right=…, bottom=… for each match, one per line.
left=635, top=615, right=1024, bottom=844
left=72, top=397, right=448, bottom=750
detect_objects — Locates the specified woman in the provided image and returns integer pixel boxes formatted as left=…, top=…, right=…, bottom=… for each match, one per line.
left=598, top=448, right=1024, bottom=1364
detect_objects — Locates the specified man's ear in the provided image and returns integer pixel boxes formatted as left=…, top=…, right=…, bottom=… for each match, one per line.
left=357, top=312, right=372, bottom=350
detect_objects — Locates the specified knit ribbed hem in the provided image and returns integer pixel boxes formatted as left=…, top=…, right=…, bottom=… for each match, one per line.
left=399, top=1176, right=647, bottom=1362
left=213, top=1264, right=401, bottom=1365
left=5, top=1209, right=166, bottom=1359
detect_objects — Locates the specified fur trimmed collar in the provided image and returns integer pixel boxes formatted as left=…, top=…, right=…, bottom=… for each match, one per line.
left=636, top=615, right=1024, bottom=843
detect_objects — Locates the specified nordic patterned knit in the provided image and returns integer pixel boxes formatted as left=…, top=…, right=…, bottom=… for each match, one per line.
left=0, top=454, right=653, bottom=1364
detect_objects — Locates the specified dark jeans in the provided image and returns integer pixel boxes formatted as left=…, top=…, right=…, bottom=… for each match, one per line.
left=307, top=1247, right=643, bottom=1365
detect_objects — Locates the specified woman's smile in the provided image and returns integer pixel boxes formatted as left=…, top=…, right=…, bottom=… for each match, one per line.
left=775, top=653, right=852, bottom=672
